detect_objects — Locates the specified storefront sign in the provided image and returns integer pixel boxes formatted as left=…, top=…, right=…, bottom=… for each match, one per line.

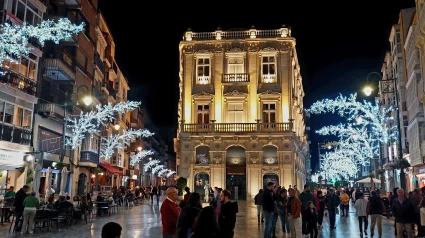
left=0, top=149, right=25, bottom=167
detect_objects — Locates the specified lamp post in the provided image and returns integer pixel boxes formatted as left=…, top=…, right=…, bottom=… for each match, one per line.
left=362, top=72, right=405, bottom=189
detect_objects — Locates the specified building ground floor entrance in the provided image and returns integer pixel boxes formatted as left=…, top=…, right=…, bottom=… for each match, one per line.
left=226, top=174, right=246, bottom=200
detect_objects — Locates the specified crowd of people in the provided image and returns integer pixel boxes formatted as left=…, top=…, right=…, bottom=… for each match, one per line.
left=254, top=183, right=425, bottom=238
left=160, top=186, right=238, bottom=238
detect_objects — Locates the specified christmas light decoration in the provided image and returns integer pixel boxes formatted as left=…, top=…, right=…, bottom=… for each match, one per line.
left=308, top=93, right=398, bottom=144
left=101, top=129, right=154, bottom=160
left=166, top=171, right=176, bottom=178
left=319, top=151, right=358, bottom=180
left=65, top=101, right=140, bottom=149
left=0, top=18, right=84, bottom=65
left=130, top=150, right=155, bottom=166
left=144, top=160, right=160, bottom=172
left=152, top=165, right=164, bottom=174
left=157, top=168, right=169, bottom=176
left=316, top=124, right=377, bottom=165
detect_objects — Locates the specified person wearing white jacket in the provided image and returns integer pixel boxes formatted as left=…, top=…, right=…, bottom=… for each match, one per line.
left=354, top=193, right=369, bottom=237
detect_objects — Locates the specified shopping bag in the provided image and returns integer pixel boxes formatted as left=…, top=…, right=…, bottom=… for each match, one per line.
left=420, top=207, right=425, bottom=226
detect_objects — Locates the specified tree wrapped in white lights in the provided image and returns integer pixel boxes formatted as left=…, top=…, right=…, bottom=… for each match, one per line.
left=0, top=18, right=84, bottom=64
left=144, top=160, right=160, bottom=172
left=320, top=151, right=358, bottom=180
left=152, top=165, right=164, bottom=174
left=157, top=168, right=169, bottom=176
left=316, top=124, right=378, bottom=165
left=308, top=93, right=398, bottom=144
left=101, top=129, right=154, bottom=160
left=130, top=150, right=155, bottom=166
left=166, top=171, right=176, bottom=178
left=65, top=101, right=140, bottom=149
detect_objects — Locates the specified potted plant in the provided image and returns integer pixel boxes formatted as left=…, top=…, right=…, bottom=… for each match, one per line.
left=54, top=161, right=65, bottom=169
left=377, top=168, right=386, bottom=175
left=176, top=177, right=187, bottom=199
left=396, top=158, right=411, bottom=169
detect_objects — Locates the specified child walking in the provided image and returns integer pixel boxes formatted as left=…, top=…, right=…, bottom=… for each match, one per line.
left=302, top=201, right=318, bottom=238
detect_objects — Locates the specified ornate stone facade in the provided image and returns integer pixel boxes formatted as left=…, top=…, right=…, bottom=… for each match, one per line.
left=174, top=28, right=308, bottom=201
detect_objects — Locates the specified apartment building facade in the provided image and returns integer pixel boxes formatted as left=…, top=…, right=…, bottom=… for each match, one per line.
left=0, top=0, right=46, bottom=193
left=174, top=27, right=308, bottom=201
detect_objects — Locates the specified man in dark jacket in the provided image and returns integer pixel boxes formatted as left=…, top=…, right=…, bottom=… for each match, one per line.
left=392, top=188, right=414, bottom=238
left=13, top=185, right=29, bottom=232
left=254, top=189, right=264, bottom=223
left=299, top=184, right=315, bottom=235
left=325, top=188, right=340, bottom=230
left=367, top=191, right=385, bottom=238
left=262, top=182, right=275, bottom=238
left=218, top=189, right=236, bottom=238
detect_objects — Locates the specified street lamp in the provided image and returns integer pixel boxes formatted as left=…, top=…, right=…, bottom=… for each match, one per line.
left=113, top=124, right=120, bottom=131
left=137, top=146, right=142, bottom=152
left=362, top=72, right=381, bottom=97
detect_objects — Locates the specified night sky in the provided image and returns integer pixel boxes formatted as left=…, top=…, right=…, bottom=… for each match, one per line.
left=99, top=0, right=415, bottom=170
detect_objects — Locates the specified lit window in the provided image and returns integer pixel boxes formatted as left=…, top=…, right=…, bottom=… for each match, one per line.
left=197, top=104, right=209, bottom=124
left=196, top=58, right=210, bottom=84
left=262, top=56, right=276, bottom=83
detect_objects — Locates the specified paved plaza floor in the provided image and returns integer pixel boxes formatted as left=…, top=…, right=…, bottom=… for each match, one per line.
left=0, top=199, right=399, bottom=237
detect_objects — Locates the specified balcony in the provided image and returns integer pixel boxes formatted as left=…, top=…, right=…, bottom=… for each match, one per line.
left=0, top=67, right=36, bottom=96
left=44, top=55, right=76, bottom=82
left=109, top=61, right=118, bottom=79
left=222, top=73, right=249, bottom=83
left=92, top=87, right=103, bottom=99
left=196, top=76, right=210, bottom=85
left=94, top=53, right=105, bottom=73
left=0, top=122, right=31, bottom=146
left=262, top=74, right=276, bottom=83
left=184, top=28, right=290, bottom=41
left=182, top=123, right=291, bottom=133
left=79, top=151, right=98, bottom=167
left=37, top=103, right=67, bottom=120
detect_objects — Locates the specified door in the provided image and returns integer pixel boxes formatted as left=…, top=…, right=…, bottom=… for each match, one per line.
left=227, top=103, right=243, bottom=123
left=226, top=174, right=246, bottom=200
left=78, top=173, right=87, bottom=196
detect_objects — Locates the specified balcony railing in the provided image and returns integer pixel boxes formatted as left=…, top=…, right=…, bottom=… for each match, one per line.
left=94, top=53, right=105, bottom=73
left=222, top=73, right=249, bottom=83
left=184, top=28, right=290, bottom=41
left=183, top=123, right=291, bottom=133
left=0, top=122, right=31, bottom=145
left=44, top=57, right=76, bottom=81
left=80, top=151, right=99, bottom=164
left=262, top=74, right=276, bottom=83
left=37, top=103, right=66, bottom=120
left=197, top=76, right=210, bottom=85
left=0, top=67, right=36, bottom=96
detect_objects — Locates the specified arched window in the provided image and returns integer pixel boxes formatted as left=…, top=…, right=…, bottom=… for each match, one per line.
left=195, top=146, right=210, bottom=164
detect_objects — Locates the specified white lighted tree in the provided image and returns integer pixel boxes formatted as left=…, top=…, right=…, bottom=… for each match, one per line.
left=319, top=151, right=358, bottom=180
left=152, top=165, right=164, bottom=174
left=0, top=18, right=84, bottom=64
left=144, top=160, right=160, bottom=172
left=130, top=150, right=155, bottom=166
left=157, top=168, right=169, bottom=176
left=166, top=171, right=176, bottom=178
left=65, top=101, right=140, bottom=149
left=101, top=129, right=154, bottom=161
left=316, top=124, right=378, bottom=165
left=308, top=93, right=397, bottom=144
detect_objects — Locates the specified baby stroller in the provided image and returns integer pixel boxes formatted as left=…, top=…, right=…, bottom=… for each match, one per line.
left=381, top=197, right=391, bottom=218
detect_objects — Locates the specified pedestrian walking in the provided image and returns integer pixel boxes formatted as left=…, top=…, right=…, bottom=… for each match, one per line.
left=263, top=182, right=276, bottom=238
left=324, top=188, right=340, bottom=230
left=391, top=188, right=414, bottom=238
left=366, top=190, right=385, bottom=238
left=354, top=193, right=368, bottom=237
left=302, top=201, right=318, bottom=238
left=287, top=188, right=301, bottom=238
left=299, top=185, right=315, bottom=235
left=254, top=189, right=264, bottom=223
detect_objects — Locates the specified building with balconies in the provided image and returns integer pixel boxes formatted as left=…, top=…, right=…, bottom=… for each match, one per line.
left=0, top=0, right=47, bottom=192
left=379, top=10, right=414, bottom=192
left=33, top=0, right=99, bottom=196
left=174, top=27, right=308, bottom=201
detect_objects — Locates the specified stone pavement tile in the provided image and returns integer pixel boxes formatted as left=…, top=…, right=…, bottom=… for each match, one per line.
left=0, top=200, right=398, bottom=237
